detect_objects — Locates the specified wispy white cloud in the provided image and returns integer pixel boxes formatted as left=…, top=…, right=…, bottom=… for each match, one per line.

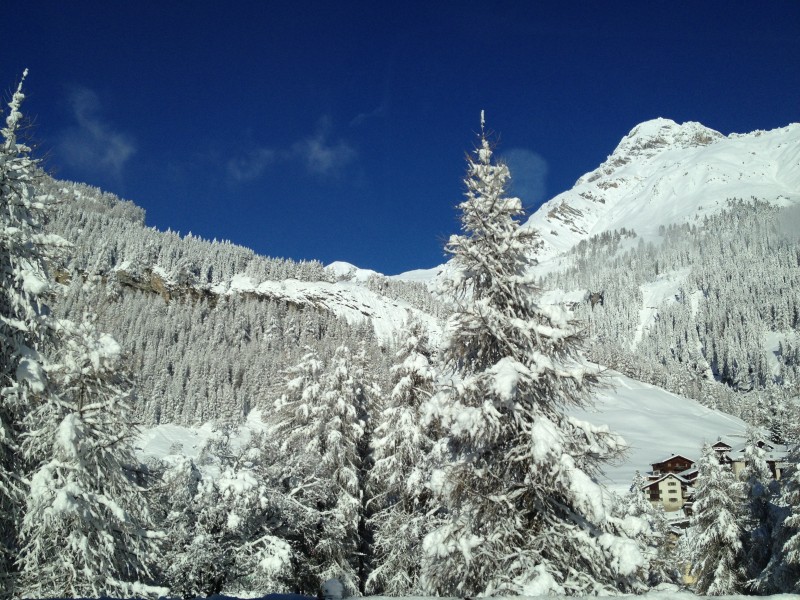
left=350, top=102, right=387, bottom=127
left=291, top=118, right=357, bottom=177
left=226, top=147, right=277, bottom=182
left=225, top=118, right=357, bottom=183
left=502, top=148, right=549, bottom=206
left=58, top=86, right=136, bottom=177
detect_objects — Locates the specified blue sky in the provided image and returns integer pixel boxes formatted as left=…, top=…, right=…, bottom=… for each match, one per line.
left=4, top=2, right=799, bottom=274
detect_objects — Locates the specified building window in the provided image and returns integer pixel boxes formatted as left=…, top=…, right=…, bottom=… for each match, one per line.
left=667, top=481, right=677, bottom=486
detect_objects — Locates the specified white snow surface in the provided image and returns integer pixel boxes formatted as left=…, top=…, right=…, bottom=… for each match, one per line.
left=392, top=265, right=445, bottom=285
left=325, top=261, right=381, bottom=282
left=40, top=593, right=799, bottom=600
left=215, top=274, right=440, bottom=344
left=633, top=268, right=690, bottom=348
left=15, top=352, right=46, bottom=393
left=38, top=591, right=793, bottom=599
left=569, top=370, right=747, bottom=495
left=357, top=595, right=798, bottom=600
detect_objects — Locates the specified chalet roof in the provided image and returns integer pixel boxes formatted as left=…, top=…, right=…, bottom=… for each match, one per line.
left=641, top=472, right=690, bottom=489
left=711, top=440, right=733, bottom=449
left=677, top=467, right=699, bottom=478
left=651, top=453, right=695, bottom=466
left=727, top=440, right=790, bottom=462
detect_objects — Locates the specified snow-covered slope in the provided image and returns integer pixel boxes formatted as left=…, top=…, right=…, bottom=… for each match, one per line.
left=525, top=118, right=800, bottom=262
left=570, top=371, right=746, bottom=494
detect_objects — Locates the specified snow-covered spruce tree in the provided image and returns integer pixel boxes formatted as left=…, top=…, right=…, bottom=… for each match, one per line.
left=221, top=430, right=292, bottom=596
left=159, top=429, right=290, bottom=597
left=421, top=116, right=644, bottom=596
left=366, top=319, right=437, bottom=595
left=689, top=443, right=746, bottom=595
left=150, top=454, right=205, bottom=595
left=0, top=70, right=63, bottom=596
left=777, top=445, right=800, bottom=592
left=269, top=346, right=372, bottom=595
left=268, top=347, right=327, bottom=591
left=17, top=318, right=164, bottom=598
left=617, top=471, right=674, bottom=585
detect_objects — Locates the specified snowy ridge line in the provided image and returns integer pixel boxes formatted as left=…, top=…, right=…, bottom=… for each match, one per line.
left=223, top=275, right=440, bottom=343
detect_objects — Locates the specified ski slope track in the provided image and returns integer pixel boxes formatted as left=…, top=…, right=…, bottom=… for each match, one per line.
left=569, top=370, right=746, bottom=494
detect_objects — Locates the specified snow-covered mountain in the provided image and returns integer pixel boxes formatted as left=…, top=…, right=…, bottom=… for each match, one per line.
left=16, top=110, right=800, bottom=597
left=523, top=118, right=800, bottom=263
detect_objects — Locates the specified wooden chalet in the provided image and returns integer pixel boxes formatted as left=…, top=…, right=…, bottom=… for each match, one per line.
left=711, top=439, right=733, bottom=456
left=650, top=454, right=695, bottom=476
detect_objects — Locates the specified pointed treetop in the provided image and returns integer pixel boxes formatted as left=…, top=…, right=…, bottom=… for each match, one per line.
left=4, top=69, right=29, bottom=151
left=476, top=111, right=493, bottom=166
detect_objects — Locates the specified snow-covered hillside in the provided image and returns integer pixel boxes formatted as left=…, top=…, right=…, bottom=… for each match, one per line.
left=524, top=118, right=800, bottom=262
left=162, top=118, right=790, bottom=480
left=570, top=371, right=746, bottom=494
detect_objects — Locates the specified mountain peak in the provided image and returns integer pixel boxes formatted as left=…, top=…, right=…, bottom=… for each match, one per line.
left=619, top=117, right=723, bottom=153
left=528, top=119, right=800, bottom=263
left=577, top=119, right=724, bottom=185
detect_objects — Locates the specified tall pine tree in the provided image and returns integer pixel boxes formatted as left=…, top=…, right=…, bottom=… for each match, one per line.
left=739, top=431, right=776, bottom=591
left=269, top=346, right=373, bottom=595
left=421, top=115, right=644, bottom=596
left=367, top=319, right=437, bottom=595
left=17, top=318, right=164, bottom=598
left=778, top=444, right=800, bottom=592
left=0, top=70, right=62, bottom=597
